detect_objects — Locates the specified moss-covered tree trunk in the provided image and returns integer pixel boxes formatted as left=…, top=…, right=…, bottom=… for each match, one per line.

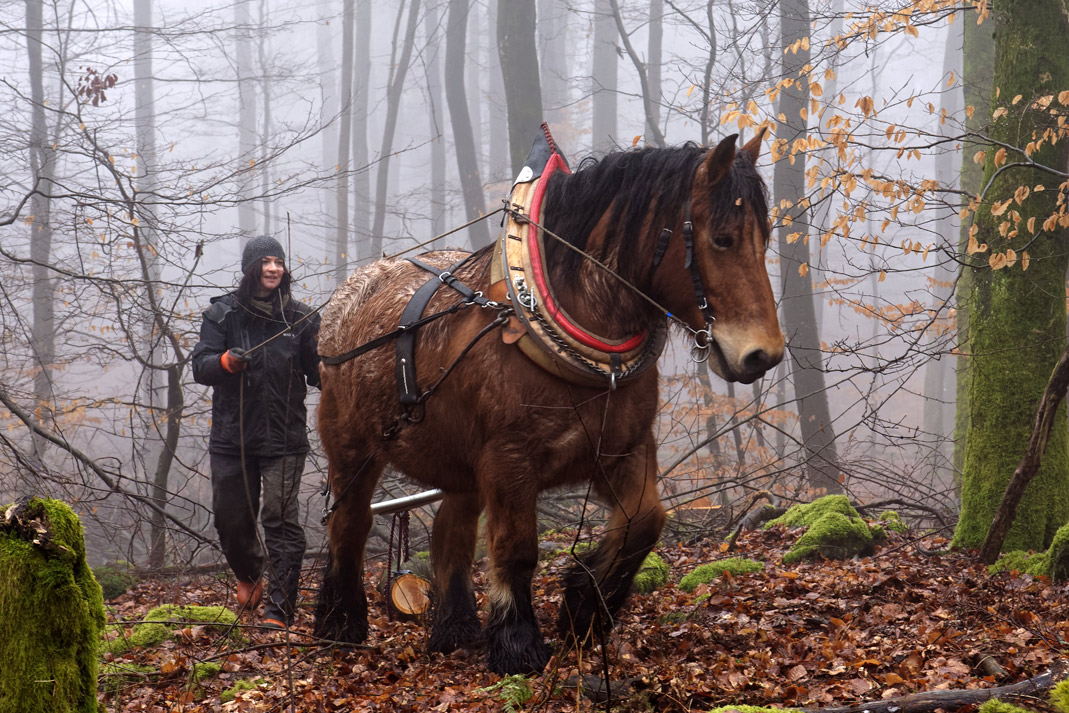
left=0, top=498, right=105, bottom=713
left=953, top=0, right=1069, bottom=552
left=952, top=4, right=995, bottom=486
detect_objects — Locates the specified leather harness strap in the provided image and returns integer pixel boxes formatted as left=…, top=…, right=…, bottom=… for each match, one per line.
left=396, top=256, right=486, bottom=405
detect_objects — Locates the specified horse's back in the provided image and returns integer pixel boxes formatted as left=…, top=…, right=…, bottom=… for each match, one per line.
left=319, top=251, right=471, bottom=356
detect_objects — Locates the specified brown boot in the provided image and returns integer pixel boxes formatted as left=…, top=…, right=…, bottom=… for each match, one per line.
left=237, top=579, right=263, bottom=609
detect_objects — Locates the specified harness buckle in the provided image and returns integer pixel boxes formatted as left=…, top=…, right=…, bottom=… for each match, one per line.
left=438, top=271, right=453, bottom=284
left=514, top=277, right=537, bottom=311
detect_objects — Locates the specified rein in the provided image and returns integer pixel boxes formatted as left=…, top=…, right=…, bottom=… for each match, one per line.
left=502, top=202, right=715, bottom=367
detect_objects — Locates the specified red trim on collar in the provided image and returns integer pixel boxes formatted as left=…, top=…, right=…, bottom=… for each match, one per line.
left=527, top=153, right=647, bottom=354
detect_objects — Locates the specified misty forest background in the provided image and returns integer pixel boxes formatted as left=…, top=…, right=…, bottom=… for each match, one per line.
left=1, top=0, right=1066, bottom=573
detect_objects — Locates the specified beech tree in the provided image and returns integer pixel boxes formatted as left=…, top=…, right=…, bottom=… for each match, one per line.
left=952, top=0, right=1069, bottom=552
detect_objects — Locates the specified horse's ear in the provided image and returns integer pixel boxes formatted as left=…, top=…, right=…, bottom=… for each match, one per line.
left=741, top=126, right=768, bottom=163
left=700, top=133, right=738, bottom=186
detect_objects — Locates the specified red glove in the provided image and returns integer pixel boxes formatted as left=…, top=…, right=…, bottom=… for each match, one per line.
left=220, top=348, right=249, bottom=373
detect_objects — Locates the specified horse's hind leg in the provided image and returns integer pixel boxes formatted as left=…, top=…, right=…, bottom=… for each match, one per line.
left=313, top=454, right=384, bottom=645
left=427, top=492, right=482, bottom=654
left=483, top=485, right=551, bottom=674
left=558, top=434, right=666, bottom=646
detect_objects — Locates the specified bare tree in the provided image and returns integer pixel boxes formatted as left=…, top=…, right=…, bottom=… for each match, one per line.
left=445, top=0, right=490, bottom=248
left=773, top=0, right=842, bottom=494
left=497, top=0, right=544, bottom=173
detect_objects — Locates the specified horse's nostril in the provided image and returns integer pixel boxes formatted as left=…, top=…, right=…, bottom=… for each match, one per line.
left=742, top=348, right=776, bottom=374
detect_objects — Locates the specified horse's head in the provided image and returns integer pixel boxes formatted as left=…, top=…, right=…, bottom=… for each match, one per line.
left=671, top=130, right=784, bottom=384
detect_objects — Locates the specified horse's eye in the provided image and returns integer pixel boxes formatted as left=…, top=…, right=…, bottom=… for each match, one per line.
left=713, top=234, right=734, bottom=250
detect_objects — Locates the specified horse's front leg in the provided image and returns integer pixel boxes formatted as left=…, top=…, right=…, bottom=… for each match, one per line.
left=428, top=492, right=483, bottom=654
left=483, top=484, right=551, bottom=675
left=559, top=434, right=666, bottom=646
left=313, top=457, right=383, bottom=645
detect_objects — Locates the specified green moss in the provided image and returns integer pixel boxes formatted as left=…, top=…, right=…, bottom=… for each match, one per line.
left=92, top=561, right=138, bottom=601
left=989, top=550, right=1052, bottom=578
left=0, top=498, right=105, bottom=713
left=953, top=0, right=1069, bottom=553
left=878, top=511, right=909, bottom=534
left=103, top=604, right=241, bottom=655
left=1050, top=679, right=1069, bottom=713
left=98, top=662, right=155, bottom=695
left=679, top=558, right=764, bottom=593
left=1048, top=521, right=1069, bottom=581
left=632, top=552, right=670, bottom=594
left=782, top=512, right=874, bottom=564
left=221, top=678, right=264, bottom=703
left=978, top=700, right=1033, bottom=713
left=766, top=495, right=860, bottom=528
left=659, top=611, right=689, bottom=625
left=189, top=662, right=221, bottom=684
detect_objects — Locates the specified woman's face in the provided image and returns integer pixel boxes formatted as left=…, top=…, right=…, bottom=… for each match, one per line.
left=259, top=256, right=285, bottom=294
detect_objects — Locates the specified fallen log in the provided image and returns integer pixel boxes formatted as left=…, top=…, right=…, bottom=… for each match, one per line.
left=798, top=663, right=1066, bottom=713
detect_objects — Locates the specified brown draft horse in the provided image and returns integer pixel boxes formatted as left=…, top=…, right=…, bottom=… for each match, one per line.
left=313, top=129, right=784, bottom=675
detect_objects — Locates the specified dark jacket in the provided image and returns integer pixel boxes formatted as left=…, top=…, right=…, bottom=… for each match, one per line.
left=192, top=292, right=321, bottom=456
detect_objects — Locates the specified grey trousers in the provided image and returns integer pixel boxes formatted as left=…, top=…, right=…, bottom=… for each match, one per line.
left=211, top=452, right=307, bottom=624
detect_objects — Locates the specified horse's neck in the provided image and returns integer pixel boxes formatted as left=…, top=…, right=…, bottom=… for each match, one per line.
left=544, top=214, right=658, bottom=339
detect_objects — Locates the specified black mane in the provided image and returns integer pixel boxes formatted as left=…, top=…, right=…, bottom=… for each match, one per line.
left=540, top=142, right=769, bottom=281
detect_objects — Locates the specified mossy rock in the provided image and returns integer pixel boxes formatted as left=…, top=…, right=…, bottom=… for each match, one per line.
left=877, top=511, right=909, bottom=534
left=679, top=558, right=764, bottom=593
left=782, top=512, right=875, bottom=564
left=103, top=604, right=241, bottom=655
left=765, top=495, right=860, bottom=529
left=632, top=552, right=670, bottom=594
left=222, top=677, right=265, bottom=703
left=0, top=497, right=106, bottom=713
left=92, top=561, right=138, bottom=601
left=989, top=549, right=1052, bottom=578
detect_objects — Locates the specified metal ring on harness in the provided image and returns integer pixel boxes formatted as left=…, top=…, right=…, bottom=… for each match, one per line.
left=690, top=328, right=712, bottom=364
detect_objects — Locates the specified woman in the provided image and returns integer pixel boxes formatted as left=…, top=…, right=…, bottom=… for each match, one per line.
left=192, top=235, right=320, bottom=629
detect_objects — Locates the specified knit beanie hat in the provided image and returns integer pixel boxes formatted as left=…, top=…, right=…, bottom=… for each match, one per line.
left=241, top=235, right=286, bottom=273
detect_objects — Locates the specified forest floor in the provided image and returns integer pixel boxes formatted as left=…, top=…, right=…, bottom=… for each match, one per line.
left=100, top=525, right=1069, bottom=712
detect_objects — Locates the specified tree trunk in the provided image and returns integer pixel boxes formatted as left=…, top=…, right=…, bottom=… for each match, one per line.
left=922, top=19, right=963, bottom=489
left=591, top=0, right=617, bottom=154
left=352, top=0, right=371, bottom=260
left=26, top=0, right=55, bottom=465
left=335, top=0, right=354, bottom=286
left=646, top=0, right=662, bottom=142
left=953, top=0, right=1069, bottom=553
left=424, top=2, right=446, bottom=242
left=257, top=0, right=273, bottom=236
left=952, top=3, right=995, bottom=485
left=981, top=343, right=1069, bottom=562
left=445, top=0, right=490, bottom=248
left=133, top=0, right=170, bottom=569
left=317, top=14, right=339, bottom=263
left=773, top=0, right=842, bottom=494
left=607, top=0, right=664, bottom=147
left=235, top=0, right=257, bottom=243
left=487, top=0, right=510, bottom=182
left=497, top=0, right=544, bottom=176
left=370, top=0, right=422, bottom=251
left=537, top=0, right=568, bottom=128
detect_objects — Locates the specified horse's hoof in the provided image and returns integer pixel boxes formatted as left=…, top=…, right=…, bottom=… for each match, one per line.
left=428, top=614, right=483, bottom=654
left=487, top=638, right=551, bottom=675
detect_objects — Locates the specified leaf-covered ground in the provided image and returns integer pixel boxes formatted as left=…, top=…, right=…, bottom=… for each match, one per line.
left=100, top=527, right=1069, bottom=712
